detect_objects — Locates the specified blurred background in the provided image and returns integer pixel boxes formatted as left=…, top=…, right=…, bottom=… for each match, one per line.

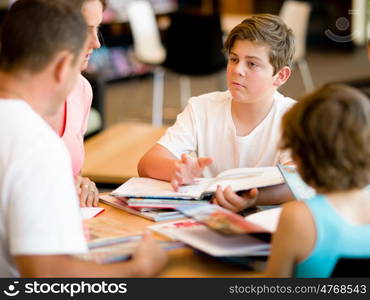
left=1, top=0, right=369, bottom=134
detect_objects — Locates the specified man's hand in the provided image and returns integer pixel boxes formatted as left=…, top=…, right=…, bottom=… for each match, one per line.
left=171, top=153, right=212, bottom=191
left=213, top=186, right=258, bottom=212
left=131, top=231, right=168, bottom=277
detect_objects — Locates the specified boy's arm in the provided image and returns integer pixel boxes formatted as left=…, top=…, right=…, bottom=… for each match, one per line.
left=138, top=144, right=178, bottom=182
left=15, top=232, right=168, bottom=277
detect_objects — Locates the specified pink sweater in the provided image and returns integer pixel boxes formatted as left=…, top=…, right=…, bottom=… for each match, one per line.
left=62, top=74, right=92, bottom=176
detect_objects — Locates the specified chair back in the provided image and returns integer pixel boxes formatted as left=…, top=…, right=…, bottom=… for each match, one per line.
left=331, top=258, right=370, bottom=278
left=163, top=12, right=226, bottom=75
left=279, top=0, right=311, bottom=62
left=126, top=0, right=166, bottom=65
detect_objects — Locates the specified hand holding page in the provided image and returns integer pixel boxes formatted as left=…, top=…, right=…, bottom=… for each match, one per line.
left=111, top=166, right=284, bottom=200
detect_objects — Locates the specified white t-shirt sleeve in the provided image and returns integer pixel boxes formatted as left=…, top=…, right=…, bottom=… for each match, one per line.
left=157, top=101, right=197, bottom=159
left=8, top=140, right=88, bottom=255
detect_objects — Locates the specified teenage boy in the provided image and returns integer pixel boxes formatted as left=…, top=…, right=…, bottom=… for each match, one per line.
left=138, top=14, right=296, bottom=212
left=0, top=0, right=167, bottom=277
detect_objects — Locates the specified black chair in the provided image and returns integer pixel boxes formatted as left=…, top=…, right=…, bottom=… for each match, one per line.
left=163, top=12, right=227, bottom=108
left=82, top=72, right=106, bottom=138
left=331, top=258, right=370, bottom=278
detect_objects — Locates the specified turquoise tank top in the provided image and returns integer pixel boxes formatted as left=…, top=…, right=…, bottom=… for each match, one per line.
left=295, top=194, right=370, bottom=278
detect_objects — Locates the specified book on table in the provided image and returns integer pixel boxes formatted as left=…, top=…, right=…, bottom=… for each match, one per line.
left=149, top=207, right=281, bottom=257
left=99, top=194, right=185, bottom=222
left=111, top=166, right=285, bottom=201
left=75, top=234, right=185, bottom=264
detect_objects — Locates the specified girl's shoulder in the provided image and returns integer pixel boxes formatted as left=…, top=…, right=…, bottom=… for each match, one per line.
left=278, top=200, right=317, bottom=262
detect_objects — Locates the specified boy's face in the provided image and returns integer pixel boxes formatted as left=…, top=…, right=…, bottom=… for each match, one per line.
left=226, top=39, right=279, bottom=104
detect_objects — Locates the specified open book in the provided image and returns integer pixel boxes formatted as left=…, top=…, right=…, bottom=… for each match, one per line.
left=111, top=166, right=284, bottom=200
left=149, top=220, right=270, bottom=257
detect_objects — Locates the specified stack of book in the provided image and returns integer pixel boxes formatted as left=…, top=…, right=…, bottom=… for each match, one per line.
left=99, top=194, right=185, bottom=222
left=75, top=234, right=185, bottom=264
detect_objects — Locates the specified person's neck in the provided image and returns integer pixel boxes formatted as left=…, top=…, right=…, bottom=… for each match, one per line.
left=231, top=92, right=275, bottom=136
left=0, top=70, right=49, bottom=117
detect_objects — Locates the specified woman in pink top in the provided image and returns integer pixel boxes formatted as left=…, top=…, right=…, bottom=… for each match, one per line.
left=44, top=0, right=106, bottom=207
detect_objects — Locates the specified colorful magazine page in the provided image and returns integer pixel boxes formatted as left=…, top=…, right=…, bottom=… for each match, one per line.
left=75, top=235, right=185, bottom=264
left=177, top=204, right=269, bottom=236
left=149, top=220, right=270, bottom=257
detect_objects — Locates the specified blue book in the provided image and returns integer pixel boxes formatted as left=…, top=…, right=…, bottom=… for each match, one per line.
left=277, top=164, right=370, bottom=200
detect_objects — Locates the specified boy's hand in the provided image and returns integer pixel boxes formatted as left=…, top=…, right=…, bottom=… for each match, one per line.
left=131, top=232, right=168, bottom=277
left=213, top=186, right=258, bottom=212
left=171, top=153, right=212, bottom=191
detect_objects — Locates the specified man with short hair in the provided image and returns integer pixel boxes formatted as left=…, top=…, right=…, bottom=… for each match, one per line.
left=0, top=0, right=167, bottom=277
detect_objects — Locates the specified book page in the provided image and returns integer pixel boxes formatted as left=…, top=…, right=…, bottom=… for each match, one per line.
left=206, top=166, right=285, bottom=192
left=244, top=207, right=282, bottom=233
left=111, top=177, right=210, bottom=199
left=80, top=207, right=105, bottom=220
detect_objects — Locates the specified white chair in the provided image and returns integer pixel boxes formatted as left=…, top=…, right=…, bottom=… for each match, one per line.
left=280, top=0, right=314, bottom=92
left=126, top=0, right=166, bottom=127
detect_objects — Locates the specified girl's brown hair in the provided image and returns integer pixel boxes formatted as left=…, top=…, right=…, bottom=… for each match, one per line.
left=281, top=84, right=370, bottom=192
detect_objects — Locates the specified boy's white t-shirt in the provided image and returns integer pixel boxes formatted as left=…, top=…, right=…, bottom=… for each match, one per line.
left=158, top=90, right=296, bottom=177
left=0, top=100, right=88, bottom=277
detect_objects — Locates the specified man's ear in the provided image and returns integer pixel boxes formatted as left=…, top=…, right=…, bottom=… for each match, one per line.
left=273, top=66, right=291, bottom=88
left=52, top=51, right=74, bottom=84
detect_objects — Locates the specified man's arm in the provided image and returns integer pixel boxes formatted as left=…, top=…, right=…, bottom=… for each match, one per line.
left=15, top=232, right=168, bottom=278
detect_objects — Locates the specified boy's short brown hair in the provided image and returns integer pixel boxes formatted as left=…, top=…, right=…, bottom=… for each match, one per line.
left=0, top=0, right=87, bottom=73
left=224, top=14, right=295, bottom=75
left=281, top=84, right=370, bottom=192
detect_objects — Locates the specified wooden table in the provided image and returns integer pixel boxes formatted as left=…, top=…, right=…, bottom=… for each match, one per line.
left=87, top=203, right=261, bottom=278
left=82, top=122, right=168, bottom=184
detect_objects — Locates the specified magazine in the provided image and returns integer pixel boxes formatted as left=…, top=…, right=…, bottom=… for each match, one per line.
left=177, top=204, right=272, bottom=236
left=149, top=220, right=270, bottom=257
